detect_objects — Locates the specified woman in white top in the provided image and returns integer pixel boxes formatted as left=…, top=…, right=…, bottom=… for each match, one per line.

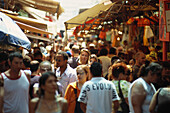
left=29, top=71, right=68, bottom=113
left=128, top=62, right=162, bottom=113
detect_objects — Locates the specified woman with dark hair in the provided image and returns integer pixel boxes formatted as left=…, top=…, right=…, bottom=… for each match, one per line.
left=29, top=71, right=68, bottom=113
left=149, top=61, right=170, bottom=113
left=128, top=62, right=163, bottom=113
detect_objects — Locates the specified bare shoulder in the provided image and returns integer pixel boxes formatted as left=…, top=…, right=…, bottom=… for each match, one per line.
left=31, top=97, right=39, bottom=103
left=131, top=81, right=146, bottom=96
left=57, top=97, right=67, bottom=104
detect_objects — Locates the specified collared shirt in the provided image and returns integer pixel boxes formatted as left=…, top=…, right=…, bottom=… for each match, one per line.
left=56, top=64, right=77, bottom=95
left=78, top=77, right=119, bottom=113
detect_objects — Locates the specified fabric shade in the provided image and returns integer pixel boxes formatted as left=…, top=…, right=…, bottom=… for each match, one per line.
left=65, top=3, right=114, bottom=30
left=13, top=0, right=64, bottom=19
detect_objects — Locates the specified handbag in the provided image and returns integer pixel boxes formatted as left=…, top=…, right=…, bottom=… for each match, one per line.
left=118, top=80, right=130, bottom=113
left=74, top=82, right=84, bottom=113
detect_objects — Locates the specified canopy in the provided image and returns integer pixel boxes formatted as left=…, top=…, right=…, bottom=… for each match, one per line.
left=10, top=0, right=64, bottom=19
left=5, top=13, right=48, bottom=30
left=65, top=3, right=114, bottom=30
left=0, top=12, right=31, bottom=49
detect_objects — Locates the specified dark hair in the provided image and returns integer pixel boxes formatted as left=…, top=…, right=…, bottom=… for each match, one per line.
left=33, top=47, right=40, bottom=51
left=30, top=60, right=40, bottom=72
left=39, top=71, right=57, bottom=96
left=109, top=47, right=117, bottom=55
left=111, top=56, right=119, bottom=64
left=57, top=51, right=68, bottom=60
left=138, top=62, right=162, bottom=77
left=99, top=48, right=108, bottom=56
left=90, top=62, right=102, bottom=77
left=9, top=52, right=23, bottom=62
left=23, top=55, right=31, bottom=68
left=0, top=51, right=9, bottom=62
left=34, top=51, right=43, bottom=59
left=118, top=52, right=125, bottom=59
left=111, top=63, right=127, bottom=78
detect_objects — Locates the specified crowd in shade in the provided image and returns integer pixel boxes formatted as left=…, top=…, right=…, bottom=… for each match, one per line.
left=0, top=38, right=169, bottom=113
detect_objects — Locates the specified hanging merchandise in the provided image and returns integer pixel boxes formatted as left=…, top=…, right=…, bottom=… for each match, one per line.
left=106, top=30, right=112, bottom=41
left=122, top=25, right=129, bottom=44
left=143, top=26, right=154, bottom=46
left=99, top=30, right=106, bottom=40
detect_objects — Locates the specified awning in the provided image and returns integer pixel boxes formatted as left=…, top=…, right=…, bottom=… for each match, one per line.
left=15, top=21, right=53, bottom=35
left=4, top=13, right=48, bottom=30
left=65, top=3, right=114, bottom=30
left=26, top=34, right=51, bottom=42
left=12, top=0, right=64, bottom=19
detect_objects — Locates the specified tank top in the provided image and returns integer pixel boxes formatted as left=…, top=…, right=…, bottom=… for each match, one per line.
left=1, top=70, right=29, bottom=113
left=35, top=97, right=62, bottom=113
left=128, top=77, right=156, bottom=113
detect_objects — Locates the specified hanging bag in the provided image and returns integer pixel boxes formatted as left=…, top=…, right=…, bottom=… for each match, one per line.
left=74, top=82, right=84, bottom=113
left=118, top=80, right=130, bottom=113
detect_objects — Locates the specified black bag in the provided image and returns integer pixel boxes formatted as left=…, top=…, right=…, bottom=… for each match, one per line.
left=74, top=82, right=84, bottom=113
left=118, top=80, right=130, bottom=113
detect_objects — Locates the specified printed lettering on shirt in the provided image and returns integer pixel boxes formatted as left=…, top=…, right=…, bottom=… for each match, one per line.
left=112, top=88, right=117, bottom=99
left=86, top=85, right=90, bottom=91
left=92, top=83, right=111, bottom=90
left=80, top=89, right=87, bottom=102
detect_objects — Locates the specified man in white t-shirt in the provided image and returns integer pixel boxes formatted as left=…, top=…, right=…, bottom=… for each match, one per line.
left=0, top=52, right=30, bottom=113
left=78, top=62, right=119, bottom=113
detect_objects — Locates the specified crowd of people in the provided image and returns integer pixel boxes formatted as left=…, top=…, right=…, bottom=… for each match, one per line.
left=0, top=38, right=169, bottom=113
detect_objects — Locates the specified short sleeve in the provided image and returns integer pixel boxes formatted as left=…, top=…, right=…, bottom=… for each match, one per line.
left=77, top=83, right=88, bottom=104
left=111, top=82, right=120, bottom=101
left=121, top=80, right=131, bottom=98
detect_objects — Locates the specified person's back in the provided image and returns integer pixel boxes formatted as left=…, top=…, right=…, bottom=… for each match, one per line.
left=157, top=87, right=170, bottom=113
left=68, top=45, right=79, bottom=69
left=98, top=48, right=111, bottom=77
left=78, top=62, right=119, bottom=113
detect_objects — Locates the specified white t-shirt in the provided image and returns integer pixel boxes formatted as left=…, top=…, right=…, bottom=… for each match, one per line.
left=78, top=77, right=119, bottom=113
left=1, top=70, right=29, bottom=113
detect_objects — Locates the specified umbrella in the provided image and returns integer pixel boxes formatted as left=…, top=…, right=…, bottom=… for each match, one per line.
left=0, top=12, right=31, bottom=50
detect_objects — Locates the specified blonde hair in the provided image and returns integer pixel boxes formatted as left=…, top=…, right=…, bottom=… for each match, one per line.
left=76, top=64, right=91, bottom=80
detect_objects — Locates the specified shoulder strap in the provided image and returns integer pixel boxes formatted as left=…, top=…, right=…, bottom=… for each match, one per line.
left=118, top=80, right=126, bottom=102
left=156, top=88, right=162, bottom=105
left=74, top=82, right=78, bottom=99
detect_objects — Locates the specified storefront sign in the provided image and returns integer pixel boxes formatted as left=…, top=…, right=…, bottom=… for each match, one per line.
left=164, top=1, right=170, bottom=32
left=159, top=0, right=170, bottom=41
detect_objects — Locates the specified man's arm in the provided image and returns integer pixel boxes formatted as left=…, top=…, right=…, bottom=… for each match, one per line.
left=0, top=75, right=4, bottom=113
left=112, top=100, right=119, bottom=113
left=149, top=89, right=160, bottom=113
left=131, top=82, right=146, bottom=113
